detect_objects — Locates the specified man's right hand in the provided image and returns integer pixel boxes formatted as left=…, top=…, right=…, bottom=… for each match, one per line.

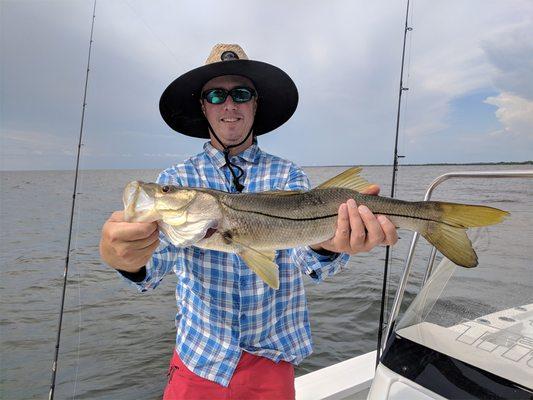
left=99, top=211, right=160, bottom=272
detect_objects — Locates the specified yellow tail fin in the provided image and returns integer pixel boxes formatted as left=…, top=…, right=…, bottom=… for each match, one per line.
left=421, top=203, right=509, bottom=268
left=437, top=202, right=509, bottom=228
left=423, top=222, right=478, bottom=267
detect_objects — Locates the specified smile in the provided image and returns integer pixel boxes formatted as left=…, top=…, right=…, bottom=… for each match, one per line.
left=221, top=117, right=242, bottom=122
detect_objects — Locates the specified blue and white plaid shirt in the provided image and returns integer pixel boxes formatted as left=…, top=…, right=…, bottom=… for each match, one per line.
left=123, top=141, right=349, bottom=386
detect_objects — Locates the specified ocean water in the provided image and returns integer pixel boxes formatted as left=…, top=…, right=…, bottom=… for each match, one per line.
left=1, top=164, right=531, bottom=399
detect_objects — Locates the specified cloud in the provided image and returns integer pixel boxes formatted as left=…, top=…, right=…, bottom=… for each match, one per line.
left=476, top=21, right=533, bottom=141
left=2, top=129, right=76, bottom=156
left=142, top=153, right=188, bottom=158
left=482, top=22, right=533, bottom=101
left=485, top=92, right=533, bottom=138
left=1, top=0, right=533, bottom=169
left=400, top=2, right=507, bottom=140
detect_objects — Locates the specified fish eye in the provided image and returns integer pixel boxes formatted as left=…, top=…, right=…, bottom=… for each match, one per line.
left=162, top=185, right=170, bottom=193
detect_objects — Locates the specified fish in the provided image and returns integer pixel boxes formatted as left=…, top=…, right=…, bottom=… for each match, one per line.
left=123, top=167, right=509, bottom=289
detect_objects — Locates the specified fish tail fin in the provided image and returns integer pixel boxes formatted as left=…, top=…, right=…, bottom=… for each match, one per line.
left=422, top=222, right=478, bottom=267
left=420, top=203, right=508, bottom=268
left=436, top=202, right=509, bottom=228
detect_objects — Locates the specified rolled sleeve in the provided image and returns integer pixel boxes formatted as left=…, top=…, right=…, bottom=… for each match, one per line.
left=291, top=246, right=349, bottom=283
left=116, top=267, right=151, bottom=292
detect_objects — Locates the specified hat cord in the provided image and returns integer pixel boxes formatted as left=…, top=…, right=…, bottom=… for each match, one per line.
left=205, top=120, right=253, bottom=193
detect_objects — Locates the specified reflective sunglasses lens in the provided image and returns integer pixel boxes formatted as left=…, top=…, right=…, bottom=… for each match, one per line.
left=230, top=88, right=254, bottom=103
left=205, top=89, right=227, bottom=104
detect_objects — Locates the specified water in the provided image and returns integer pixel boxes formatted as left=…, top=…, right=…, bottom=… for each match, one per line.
left=1, top=165, right=531, bottom=399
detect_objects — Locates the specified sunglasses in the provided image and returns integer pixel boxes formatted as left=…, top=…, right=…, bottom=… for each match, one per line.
left=201, top=87, right=256, bottom=105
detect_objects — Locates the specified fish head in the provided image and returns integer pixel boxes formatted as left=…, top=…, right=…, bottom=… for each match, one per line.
left=123, top=181, right=198, bottom=223
left=123, top=181, right=163, bottom=222
left=153, top=185, right=198, bottom=219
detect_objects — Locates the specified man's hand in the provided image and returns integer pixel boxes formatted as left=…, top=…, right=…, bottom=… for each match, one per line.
left=99, top=211, right=160, bottom=272
left=310, top=185, right=398, bottom=255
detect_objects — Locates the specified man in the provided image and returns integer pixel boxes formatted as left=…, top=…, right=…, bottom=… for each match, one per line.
left=100, top=44, right=397, bottom=399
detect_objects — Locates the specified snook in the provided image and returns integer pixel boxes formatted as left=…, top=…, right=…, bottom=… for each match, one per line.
left=123, top=167, right=508, bottom=289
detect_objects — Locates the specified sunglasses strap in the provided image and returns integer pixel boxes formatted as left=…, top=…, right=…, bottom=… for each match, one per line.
left=206, top=120, right=254, bottom=193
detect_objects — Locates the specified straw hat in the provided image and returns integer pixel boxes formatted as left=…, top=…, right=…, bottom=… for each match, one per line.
left=159, top=44, right=299, bottom=138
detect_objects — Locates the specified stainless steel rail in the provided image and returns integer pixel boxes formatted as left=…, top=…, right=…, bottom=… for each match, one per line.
left=382, top=169, right=533, bottom=351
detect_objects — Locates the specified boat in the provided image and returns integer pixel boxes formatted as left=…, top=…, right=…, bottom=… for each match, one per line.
left=295, top=170, right=533, bottom=399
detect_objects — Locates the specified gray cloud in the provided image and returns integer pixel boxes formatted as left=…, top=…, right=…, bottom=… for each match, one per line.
left=482, top=22, right=533, bottom=101
left=480, top=21, right=533, bottom=139
left=1, top=0, right=532, bottom=170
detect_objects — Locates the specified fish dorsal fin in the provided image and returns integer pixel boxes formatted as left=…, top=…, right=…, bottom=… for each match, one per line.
left=233, top=240, right=279, bottom=289
left=317, top=166, right=373, bottom=192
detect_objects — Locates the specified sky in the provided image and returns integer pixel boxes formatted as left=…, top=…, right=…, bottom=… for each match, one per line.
left=1, top=0, right=532, bottom=170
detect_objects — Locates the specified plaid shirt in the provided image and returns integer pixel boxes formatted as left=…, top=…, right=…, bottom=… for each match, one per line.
left=123, top=141, right=349, bottom=387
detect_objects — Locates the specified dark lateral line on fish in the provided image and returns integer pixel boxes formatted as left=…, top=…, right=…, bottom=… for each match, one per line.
left=223, top=204, right=338, bottom=221
left=223, top=203, right=459, bottom=226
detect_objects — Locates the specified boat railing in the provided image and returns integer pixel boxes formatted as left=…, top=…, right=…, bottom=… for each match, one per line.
left=383, top=169, right=533, bottom=351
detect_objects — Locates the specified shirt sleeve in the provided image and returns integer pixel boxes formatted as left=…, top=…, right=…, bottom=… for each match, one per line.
left=117, top=168, right=181, bottom=292
left=284, top=163, right=350, bottom=283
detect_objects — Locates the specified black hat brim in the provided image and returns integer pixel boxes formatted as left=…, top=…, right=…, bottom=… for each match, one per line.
left=159, top=60, right=298, bottom=138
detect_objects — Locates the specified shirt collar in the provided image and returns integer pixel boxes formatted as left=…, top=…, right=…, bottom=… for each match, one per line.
left=203, top=140, right=261, bottom=168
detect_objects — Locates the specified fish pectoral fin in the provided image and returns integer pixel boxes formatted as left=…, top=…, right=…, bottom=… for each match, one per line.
left=261, top=250, right=277, bottom=262
left=237, top=245, right=279, bottom=290
left=317, top=166, right=374, bottom=192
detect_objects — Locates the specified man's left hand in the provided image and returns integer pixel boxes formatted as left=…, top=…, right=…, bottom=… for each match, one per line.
left=310, top=185, right=398, bottom=255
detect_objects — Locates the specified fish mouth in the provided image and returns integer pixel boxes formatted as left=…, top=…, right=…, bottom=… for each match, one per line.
left=123, top=181, right=159, bottom=222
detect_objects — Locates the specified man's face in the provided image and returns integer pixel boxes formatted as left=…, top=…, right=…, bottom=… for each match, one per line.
left=201, top=75, right=257, bottom=148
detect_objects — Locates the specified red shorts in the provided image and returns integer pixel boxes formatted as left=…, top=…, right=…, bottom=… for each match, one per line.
left=163, top=349, right=295, bottom=400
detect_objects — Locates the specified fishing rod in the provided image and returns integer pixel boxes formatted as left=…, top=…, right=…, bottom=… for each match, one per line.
left=49, top=1, right=97, bottom=398
left=375, top=0, right=412, bottom=367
